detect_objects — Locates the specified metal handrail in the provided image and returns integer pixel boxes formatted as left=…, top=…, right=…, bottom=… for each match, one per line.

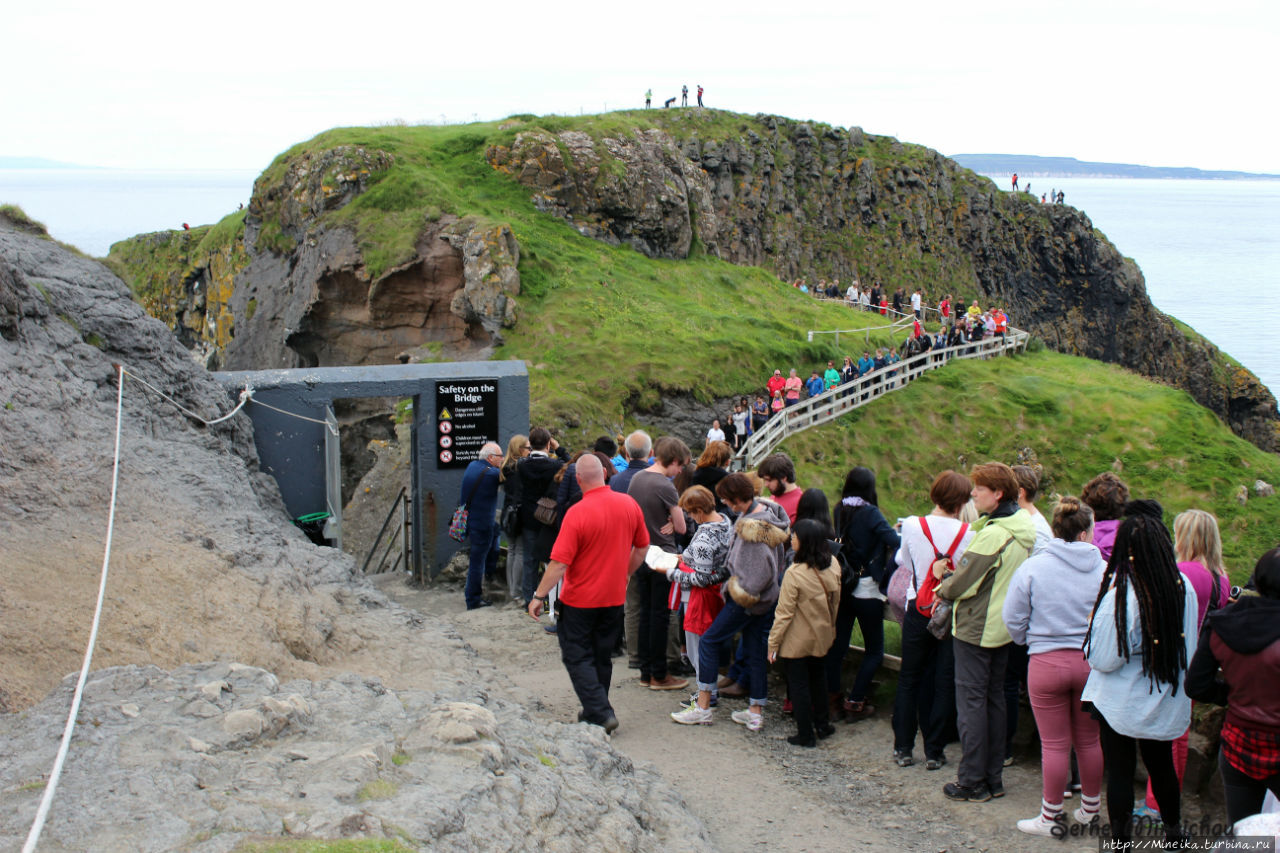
left=361, top=486, right=411, bottom=575
left=734, top=328, right=1030, bottom=470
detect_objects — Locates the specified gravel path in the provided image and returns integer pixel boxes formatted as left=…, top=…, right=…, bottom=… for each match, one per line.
left=374, top=573, right=1113, bottom=853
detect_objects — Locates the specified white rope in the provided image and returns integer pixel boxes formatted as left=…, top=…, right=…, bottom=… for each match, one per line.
left=23, top=365, right=127, bottom=853
left=122, top=368, right=249, bottom=427
left=248, top=397, right=340, bottom=437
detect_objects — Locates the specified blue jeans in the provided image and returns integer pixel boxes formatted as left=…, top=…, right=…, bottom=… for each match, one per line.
left=465, top=523, right=500, bottom=608
left=697, top=598, right=773, bottom=705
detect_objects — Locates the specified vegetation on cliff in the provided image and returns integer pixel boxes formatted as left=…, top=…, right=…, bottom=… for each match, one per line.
left=779, top=349, right=1280, bottom=581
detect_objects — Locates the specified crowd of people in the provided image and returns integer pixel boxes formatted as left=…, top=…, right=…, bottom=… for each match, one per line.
left=455, top=439, right=1280, bottom=844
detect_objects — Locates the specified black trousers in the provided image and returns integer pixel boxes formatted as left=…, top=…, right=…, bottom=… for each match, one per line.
left=1096, top=713, right=1182, bottom=842
left=1219, top=748, right=1280, bottom=826
left=558, top=603, right=624, bottom=724
left=893, top=605, right=955, bottom=760
left=635, top=567, right=671, bottom=681
left=785, top=656, right=829, bottom=741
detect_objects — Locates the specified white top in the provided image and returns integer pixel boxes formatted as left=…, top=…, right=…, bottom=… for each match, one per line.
left=706, top=428, right=725, bottom=442
left=731, top=411, right=748, bottom=431
left=894, top=514, right=976, bottom=601
left=910, top=292, right=922, bottom=310
left=1027, top=508, right=1053, bottom=556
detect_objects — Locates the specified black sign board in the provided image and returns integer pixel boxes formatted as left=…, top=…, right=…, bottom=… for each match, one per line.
left=434, top=380, right=499, bottom=469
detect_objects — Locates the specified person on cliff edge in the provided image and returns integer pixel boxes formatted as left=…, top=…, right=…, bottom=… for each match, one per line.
left=459, top=442, right=504, bottom=610
left=529, top=454, right=649, bottom=733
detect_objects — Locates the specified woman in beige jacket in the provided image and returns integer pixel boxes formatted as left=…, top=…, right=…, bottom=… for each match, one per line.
left=769, top=519, right=843, bottom=746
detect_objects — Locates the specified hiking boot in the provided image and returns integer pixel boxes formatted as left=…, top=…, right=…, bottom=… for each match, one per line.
left=987, top=780, right=1006, bottom=799
left=815, top=723, right=836, bottom=740
left=925, top=756, right=947, bottom=771
left=602, top=715, right=620, bottom=735
left=893, top=749, right=915, bottom=767
left=648, top=676, right=689, bottom=691
left=730, top=709, right=763, bottom=731
left=671, top=704, right=713, bottom=725
left=1017, top=814, right=1065, bottom=837
left=787, top=733, right=816, bottom=748
left=943, top=782, right=992, bottom=802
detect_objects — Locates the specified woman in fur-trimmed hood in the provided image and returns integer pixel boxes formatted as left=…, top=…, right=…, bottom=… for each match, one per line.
left=672, top=473, right=790, bottom=731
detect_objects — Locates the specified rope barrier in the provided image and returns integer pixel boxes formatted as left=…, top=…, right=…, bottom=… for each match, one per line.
left=247, top=397, right=340, bottom=437
left=22, top=365, right=127, bottom=853
left=122, top=368, right=249, bottom=427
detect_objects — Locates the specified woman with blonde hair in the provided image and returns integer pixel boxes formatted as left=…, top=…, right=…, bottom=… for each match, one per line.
left=692, top=440, right=733, bottom=512
left=500, top=434, right=529, bottom=602
left=1137, top=509, right=1231, bottom=816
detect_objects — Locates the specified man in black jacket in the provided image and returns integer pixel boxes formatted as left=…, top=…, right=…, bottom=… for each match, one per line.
left=516, top=427, right=570, bottom=604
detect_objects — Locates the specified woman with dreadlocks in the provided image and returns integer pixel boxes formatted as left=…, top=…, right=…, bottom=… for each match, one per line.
left=1081, top=500, right=1198, bottom=844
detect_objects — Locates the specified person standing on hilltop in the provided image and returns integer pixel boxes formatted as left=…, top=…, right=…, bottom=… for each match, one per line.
left=681, top=84, right=688, bottom=107
left=529, top=454, right=649, bottom=734
left=459, top=442, right=505, bottom=610
left=697, top=84, right=704, bottom=107
left=645, top=88, right=651, bottom=109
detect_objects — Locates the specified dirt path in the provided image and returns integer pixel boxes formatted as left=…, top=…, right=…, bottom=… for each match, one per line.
left=374, top=573, right=1108, bottom=852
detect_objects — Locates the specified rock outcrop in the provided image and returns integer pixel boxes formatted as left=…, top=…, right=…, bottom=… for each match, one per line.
left=485, top=113, right=1278, bottom=450
left=0, top=663, right=710, bottom=852
left=105, top=112, right=1278, bottom=451
left=0, top=221, right=710, bottom=849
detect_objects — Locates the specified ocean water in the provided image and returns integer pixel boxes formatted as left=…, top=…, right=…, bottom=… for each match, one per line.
left=982, top=176, right=1280, bottom=396
left=0, top=169, right=256, bottom=257
left=2, top=169, right=1276, bottom=396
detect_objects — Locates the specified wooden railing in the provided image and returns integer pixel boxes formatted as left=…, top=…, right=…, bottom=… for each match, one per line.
left=734, top=329, right=1030, bottom=470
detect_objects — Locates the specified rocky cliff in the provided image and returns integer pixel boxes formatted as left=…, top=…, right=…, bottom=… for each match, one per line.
left=0, top=218, right=711, bottom=849
left=104, top=112, right=1279, bottom=451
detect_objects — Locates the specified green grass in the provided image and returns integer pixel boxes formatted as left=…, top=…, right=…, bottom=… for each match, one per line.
left=355, top=778, right=398, bottom=801
left=776, top=349, right=1280, bottom=582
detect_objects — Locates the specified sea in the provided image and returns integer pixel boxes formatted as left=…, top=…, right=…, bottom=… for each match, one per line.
left=2, top=169, right=1277, bottom=396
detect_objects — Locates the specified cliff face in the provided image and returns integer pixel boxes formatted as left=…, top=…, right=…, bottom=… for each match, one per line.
left=484, top=113, right=1279, bottom=450
left=105, top=112, right=1278, bottom=451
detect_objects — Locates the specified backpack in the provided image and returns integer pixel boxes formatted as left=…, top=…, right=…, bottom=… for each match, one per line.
left=913, top=517, right=969, bottom=618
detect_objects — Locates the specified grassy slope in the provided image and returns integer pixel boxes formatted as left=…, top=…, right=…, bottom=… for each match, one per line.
left=102, top=115, right=1280, bottom=573
left=778, top=349, right=1280, bottom=583
left=248, top=120, right=913, bottom=431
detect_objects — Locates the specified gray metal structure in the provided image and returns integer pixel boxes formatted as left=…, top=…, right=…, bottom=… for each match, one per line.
left=213, top=361, right=529, bottom=579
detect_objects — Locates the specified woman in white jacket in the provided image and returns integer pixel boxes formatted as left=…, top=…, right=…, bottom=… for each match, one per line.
left=1081, top=500, right=1198, bottom=845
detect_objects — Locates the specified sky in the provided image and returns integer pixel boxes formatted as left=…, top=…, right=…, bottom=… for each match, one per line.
left=4, top=0, right=1277, bottom=174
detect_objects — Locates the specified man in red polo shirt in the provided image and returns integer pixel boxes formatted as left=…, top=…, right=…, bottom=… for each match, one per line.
left=529, top=454, right=648, bottom=733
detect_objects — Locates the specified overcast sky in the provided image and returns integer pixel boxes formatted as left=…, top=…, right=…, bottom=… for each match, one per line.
left=4, top=0, right=1276, bottom=173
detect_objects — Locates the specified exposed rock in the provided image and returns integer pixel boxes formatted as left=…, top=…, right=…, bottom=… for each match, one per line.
left=0, top=663, right=711, bottom=852
left=487, top=115, right=1280, bottom=452
left=1255, top=479, right=1275, bottom=497
left=1235, top=484, right=1249, bottom=506
left=0, top=217, right=710, bottom=851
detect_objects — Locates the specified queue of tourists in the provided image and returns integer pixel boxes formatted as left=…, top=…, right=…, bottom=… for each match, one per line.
left=457, top=437, right=1280, bottom=845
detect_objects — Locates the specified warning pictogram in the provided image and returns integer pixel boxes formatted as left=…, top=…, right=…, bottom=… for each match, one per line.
left=439, top=449, right=453, bottom=463
left=438, top=421, right=452, bottom=434
left=439, top=435, right=452, bottom=449
left=435, top=380, right=499, bottom=471
left=439, top=408, right=452, bottom=420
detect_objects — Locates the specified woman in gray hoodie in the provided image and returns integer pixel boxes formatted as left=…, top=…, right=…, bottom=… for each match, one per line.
left=1002, top=496, right=1107, bottom=836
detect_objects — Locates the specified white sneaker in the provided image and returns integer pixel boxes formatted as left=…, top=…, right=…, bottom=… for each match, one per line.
left=671, top=704, right=713, bottom=725
left=731, top=709, right=763, bottom=731
left=1016, top=814, right=1064, bottom=838
left=1073, top=807, right=1099, bottom=825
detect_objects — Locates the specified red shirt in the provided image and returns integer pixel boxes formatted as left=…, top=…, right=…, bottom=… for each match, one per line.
left=550, top=485, right=649, bottom=608
left=774, top=487, right=802, bottom=524
left=940, top=299, right=951, bottom=318
left=766, top=374, right=786, bottom=398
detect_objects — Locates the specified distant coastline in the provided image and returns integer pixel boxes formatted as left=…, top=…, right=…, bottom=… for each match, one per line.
left=949, top=153, right=1280, bottom=181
